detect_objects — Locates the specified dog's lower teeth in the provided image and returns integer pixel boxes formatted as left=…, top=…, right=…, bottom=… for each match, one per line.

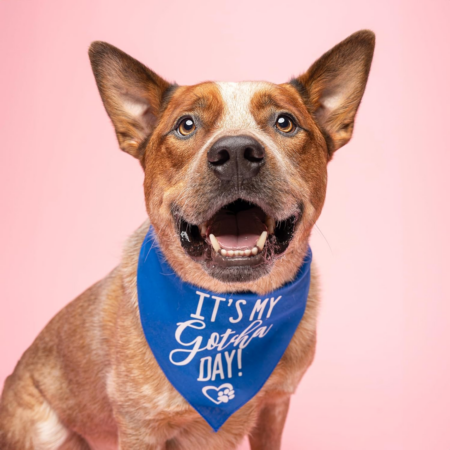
left=211, top=230, right=270, bottom=257
left=256, top=231, right=268, bottom=251
left=209, top=234, right=221, bottom=253
left=217, top=247, right=261, bottom=258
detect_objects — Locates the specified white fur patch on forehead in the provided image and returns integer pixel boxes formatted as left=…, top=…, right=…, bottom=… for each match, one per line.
left=216, top=81, right=272, bottom=130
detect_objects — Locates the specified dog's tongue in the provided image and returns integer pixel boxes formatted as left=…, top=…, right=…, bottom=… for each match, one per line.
left=209, top=207, right=267, bottom=250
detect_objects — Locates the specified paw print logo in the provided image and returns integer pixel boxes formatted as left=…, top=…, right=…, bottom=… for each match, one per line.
left=218, top=387, right=235, bottom=403
left=202, top=383, right=236, bottom=405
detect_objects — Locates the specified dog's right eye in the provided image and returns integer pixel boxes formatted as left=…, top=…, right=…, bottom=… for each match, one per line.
left=178, top=118, right=196, bottom=136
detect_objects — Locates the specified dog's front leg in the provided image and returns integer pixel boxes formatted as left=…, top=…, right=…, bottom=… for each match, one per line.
left=119, top=438, right=166, bottom=450
left=248, top=396, right=290, bottom=450
left=118, top=429, right=167, bottom=450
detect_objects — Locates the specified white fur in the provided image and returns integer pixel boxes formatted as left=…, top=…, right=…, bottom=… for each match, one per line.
left=123, top=97, right=148, bottom=118
left=216, top=81, right=265, bottom=130
left=32, top=399, right=68, bottom=450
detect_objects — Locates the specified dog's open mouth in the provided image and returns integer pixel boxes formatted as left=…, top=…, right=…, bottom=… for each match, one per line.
left=175, top=199, right=301, bottom=280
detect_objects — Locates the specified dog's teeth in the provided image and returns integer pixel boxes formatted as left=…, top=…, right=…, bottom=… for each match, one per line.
left=256, top=231, right=268, bottom=251
left=209, top=234, right=221, bottom=253
left=265, top=216, right=275, bottom=234
left=218, top=247, right=261, bottom=258
left=200, top=223, right=207, bottom=237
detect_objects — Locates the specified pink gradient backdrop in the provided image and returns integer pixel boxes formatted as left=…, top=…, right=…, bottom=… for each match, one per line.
left=1, top=0, right=449, bottom=448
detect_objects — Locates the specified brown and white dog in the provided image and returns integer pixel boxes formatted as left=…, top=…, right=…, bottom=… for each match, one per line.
left=0, top=30, right=375, bottom=449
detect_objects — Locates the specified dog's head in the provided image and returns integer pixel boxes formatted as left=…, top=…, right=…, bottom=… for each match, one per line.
left=89, top=31, right=374, bottom=294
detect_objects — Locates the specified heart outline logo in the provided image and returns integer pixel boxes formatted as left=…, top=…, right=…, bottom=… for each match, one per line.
left=202, top=383, right=235, bottom=405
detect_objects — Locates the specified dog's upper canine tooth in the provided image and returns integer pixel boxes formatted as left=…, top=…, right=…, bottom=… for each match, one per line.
left=256, top=231, right=268, bottom=251
left=209, top=234, right=221, bottom=253
left=200, top=223, right=207, bottom=237
left=265, top=216, right=275, bottom=234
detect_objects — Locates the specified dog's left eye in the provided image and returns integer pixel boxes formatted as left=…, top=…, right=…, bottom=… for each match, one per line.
left=276, top=115, right=295, bottom=133
left=178, top=118, right=196, bottom=136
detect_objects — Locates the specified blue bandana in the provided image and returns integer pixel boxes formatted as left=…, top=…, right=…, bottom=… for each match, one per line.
left=137, top=227, right=312, bottom=431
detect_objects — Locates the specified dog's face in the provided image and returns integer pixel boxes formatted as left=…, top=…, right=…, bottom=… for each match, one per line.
left=89, top=31, right=374, bottom=293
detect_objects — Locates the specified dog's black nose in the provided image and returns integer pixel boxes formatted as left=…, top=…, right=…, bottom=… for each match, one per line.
left=207, top=135, right=265, bottom=182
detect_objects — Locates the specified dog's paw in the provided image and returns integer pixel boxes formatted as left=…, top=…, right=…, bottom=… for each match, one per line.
left=217, top=387, right=235, bottom=403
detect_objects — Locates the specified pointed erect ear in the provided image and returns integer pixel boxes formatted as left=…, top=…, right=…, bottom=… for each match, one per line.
left=89, top=42, right=174, bottom=159
left=295, top=30, right=375, bottom=155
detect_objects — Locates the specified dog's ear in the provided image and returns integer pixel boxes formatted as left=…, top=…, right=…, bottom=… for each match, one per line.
left=89, top=42, right=173, bottom=160
left=295, top=30, right=375, bottom=156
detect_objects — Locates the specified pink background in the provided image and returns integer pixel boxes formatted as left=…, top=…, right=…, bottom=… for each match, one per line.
left=1, top=1, right=449, bottom=448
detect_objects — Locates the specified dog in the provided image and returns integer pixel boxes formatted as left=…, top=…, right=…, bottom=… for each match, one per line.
left=0, top=30, right=375, bottom=449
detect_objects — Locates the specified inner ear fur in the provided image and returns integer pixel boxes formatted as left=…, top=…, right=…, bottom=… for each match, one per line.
left=89, top=41, right=174, bottom=160
left=295, top=30, right=375, bottom=156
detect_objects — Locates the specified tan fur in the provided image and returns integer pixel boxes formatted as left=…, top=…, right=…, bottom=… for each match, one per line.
left=0, top=30, right=374, bottom=449
left=0, top=222, right=318, bottom=449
